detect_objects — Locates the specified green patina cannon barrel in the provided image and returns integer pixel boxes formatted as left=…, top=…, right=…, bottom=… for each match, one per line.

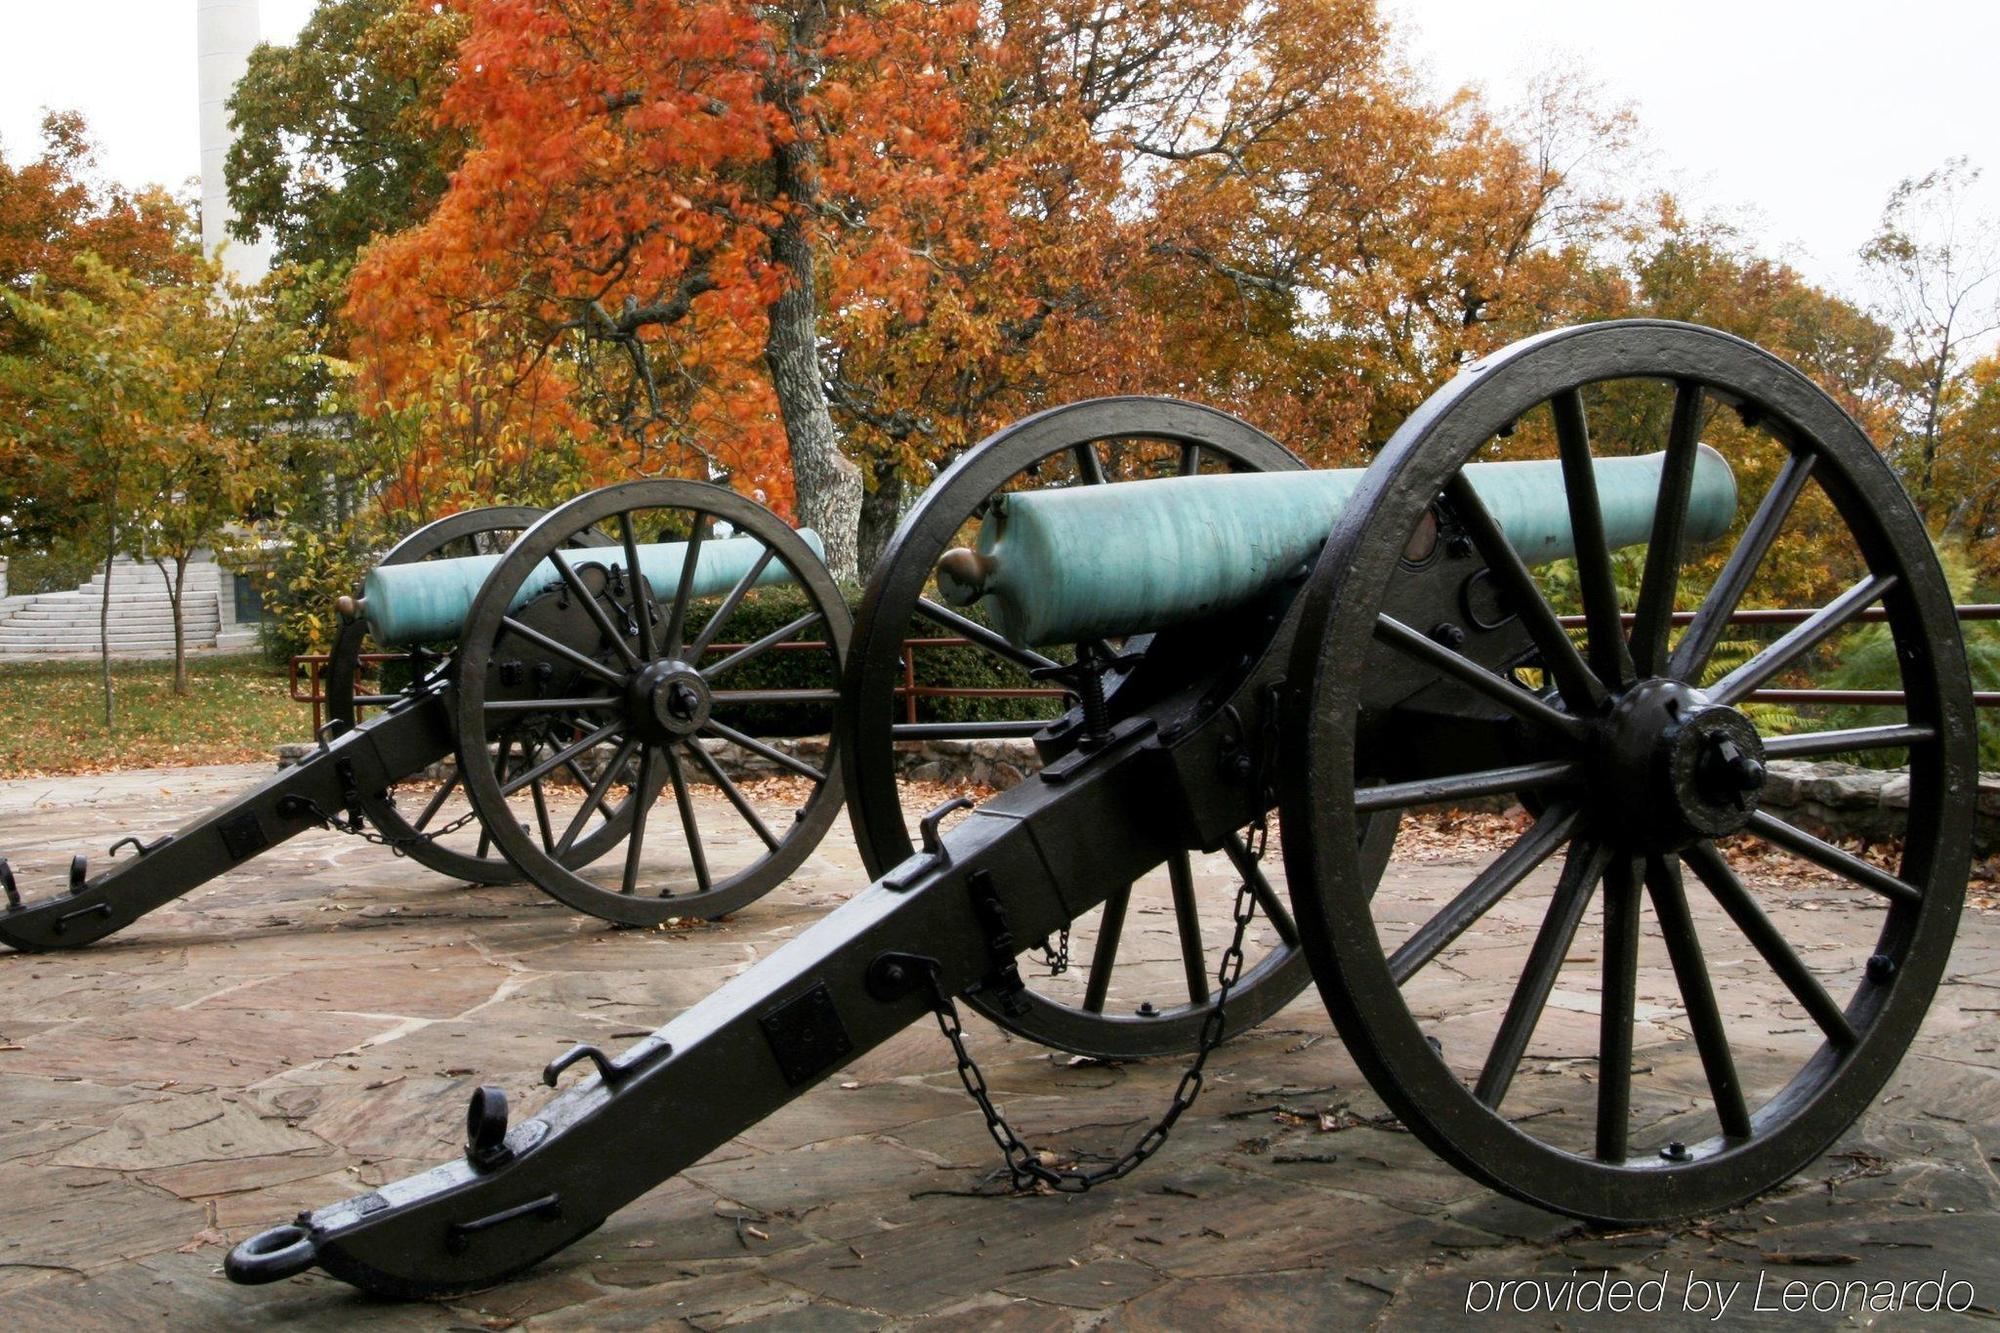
left=361, top=529, right=823, bottom=646
left=937, top=448, right=1735, bottom=646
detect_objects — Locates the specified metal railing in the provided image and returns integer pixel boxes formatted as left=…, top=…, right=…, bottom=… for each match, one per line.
left=293, top=604, right=2000, bottom=731
left=291, top=636, right=1067, bottom=732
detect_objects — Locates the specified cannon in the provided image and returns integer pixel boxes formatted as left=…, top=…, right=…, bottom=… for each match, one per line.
left=212, top=320, right=1970, bottom=1297
left=0, top=480, right=851, bottom=950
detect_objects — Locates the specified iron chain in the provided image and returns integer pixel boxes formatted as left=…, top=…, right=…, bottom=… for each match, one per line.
left=284, top=794, right=482, bottom=857
left=926, top=830, right=1265, bottom=1195
left=1038, top=928, right=1071, bottom=977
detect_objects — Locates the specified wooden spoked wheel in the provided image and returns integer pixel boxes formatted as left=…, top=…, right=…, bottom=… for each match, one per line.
left=455, top=480, right=849, bottom=924
left=326, top=506, right=626, bottom=885
left=1282, top=321, right=1974, bottom=1223
left=842, top=398, right=1394, bottom=1060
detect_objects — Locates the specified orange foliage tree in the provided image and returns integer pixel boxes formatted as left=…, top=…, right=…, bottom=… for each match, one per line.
left=344, top=0, right=1646, bottom=573
left=346, top=0, right=1006, bottom=577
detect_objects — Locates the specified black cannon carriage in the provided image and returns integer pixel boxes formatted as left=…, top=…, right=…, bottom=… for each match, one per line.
left=215, top=320, right=1973, bottom=1298
left=0, top=481, right=853, bottom=950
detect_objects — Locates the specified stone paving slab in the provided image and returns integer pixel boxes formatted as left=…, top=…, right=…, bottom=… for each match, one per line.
left=0, top=764, right=1995, bottom=1329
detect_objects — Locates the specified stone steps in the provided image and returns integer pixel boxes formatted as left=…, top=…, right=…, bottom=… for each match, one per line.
left=0, top=558, right=231, bottom=655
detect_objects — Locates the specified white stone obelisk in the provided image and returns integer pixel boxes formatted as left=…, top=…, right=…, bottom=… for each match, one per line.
left=197, top=0, right=272, bottom=282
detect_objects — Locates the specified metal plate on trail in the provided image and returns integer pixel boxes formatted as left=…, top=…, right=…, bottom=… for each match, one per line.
left=219, top=812, right=269, bottom=862
left=760, top=983, right=853, bottom=1087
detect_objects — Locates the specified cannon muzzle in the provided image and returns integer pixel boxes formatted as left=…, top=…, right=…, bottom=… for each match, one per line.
left=360, top=529, right=823, bottom=646
left=939, top=447, right=1735, bottom=646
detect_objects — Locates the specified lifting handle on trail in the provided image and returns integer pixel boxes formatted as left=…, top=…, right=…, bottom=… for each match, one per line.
left=225, top=1225, right=319, bottom=1285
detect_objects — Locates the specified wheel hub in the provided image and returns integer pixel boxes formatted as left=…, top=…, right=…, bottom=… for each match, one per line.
left=1595, top=678, right=1765, bottom=850
left=628, top=661, right=711, bottom=742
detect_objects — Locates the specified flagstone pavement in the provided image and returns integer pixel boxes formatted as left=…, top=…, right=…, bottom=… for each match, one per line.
left=0, top=764, right=1995, bottom=1329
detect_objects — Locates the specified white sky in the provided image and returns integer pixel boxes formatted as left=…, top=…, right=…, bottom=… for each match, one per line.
left=1, top=0, right=1995, bottom=307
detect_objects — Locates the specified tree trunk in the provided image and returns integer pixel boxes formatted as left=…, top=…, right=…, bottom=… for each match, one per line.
left=763, top=0, right=861, bottom=585
left=99, top=510, right=117, bottom=734
left=156, top=553, right=190, bottom=695
left=856, top=458, right=906, bottom=580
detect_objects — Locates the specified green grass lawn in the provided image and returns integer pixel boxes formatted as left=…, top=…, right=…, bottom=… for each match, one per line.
left=0, top=653, right=312, bottom=779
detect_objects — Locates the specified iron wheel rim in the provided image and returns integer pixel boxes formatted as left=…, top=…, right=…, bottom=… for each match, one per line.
left=456, top=480, right=849, bottom=924
left=841, top=396, right=1323, bottom=1058
left=327, top=506, right=628, bottom=884
left=1282, top=319, right=1974, bottom=1223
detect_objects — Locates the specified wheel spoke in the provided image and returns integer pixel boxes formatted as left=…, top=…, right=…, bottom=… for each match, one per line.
left=1075, top=440, right=1107, bottom=485
left=1444, top=473, right=1601, bottom=711
left=1630, top=381, right=1706, bottom=676
left=1706, top=574, right=1895, bottom=706
left=498, top=616, right=629, bottom=689
left=1645, top=853, right=1753, bottom=1139
left=478, top=730, right=516, bottom=860
left=662, top=515, right=706, bottom=660
left=529, top=769, right=557, bottom=853
left=710, top=689, right=842, bottom=705
left=1389, top=803, right=1581, bottom=984
left=1762, top=723, right=1934, bottom=759
left=1178, top=442, right=1202, bottom=476
left=1682, top=841, right=1858, bottom=1049
left=700, top=718, right=828, bottom=783
left=1082, top=883, right=1133, bottom=1013
left=1474, top=838, right=1612, bottom=1108
left=559, top=738, right=637, bottom=855
left=1166, top=849, right=1210, bottom=1004
left=914, top=598, right=1061, bottom=673
left=1744, top=809, right=1920, bottom=903
left=1551, top=389, right=1633, bottom=689
left=1225, top=835, right=1298, bottom=947
left=687, top=546, right=776, bottom=662
left=620, top=748, right=659, bottom=894
left=1596, top=854, right=1642, bottom=1162
left=500, top=719, right=624, bottom=797
left=413, top=770, right=461, bottom=833
left=1669, top=451, right=1816, bottom=681
left=485, top=696, right=620, bottom=713
left=549, top=547, right=643, bottom=671
left=685, top=740, right=781, bottom=851
left=893, top=720, right=1052, bottom=741
left=662, top=746, right=710, bottom=896
left=1353, top=759, right=1583, bottom=814
left=700, top=612, right=825, bottom=680
left=1375, top=614, right=1587, bottom=741
left=618, top=511, right=658, bottom=661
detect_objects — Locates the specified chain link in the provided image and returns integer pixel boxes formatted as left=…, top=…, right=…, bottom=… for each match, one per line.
left=285, top=794, right=483, bottom=857
left=925, top=825, right=1266, bottom=1194
left=1038, top=928, right=1071, bottom=977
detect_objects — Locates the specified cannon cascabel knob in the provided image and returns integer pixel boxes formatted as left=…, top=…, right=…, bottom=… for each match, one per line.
left=935, top=548, right=997, bottom=606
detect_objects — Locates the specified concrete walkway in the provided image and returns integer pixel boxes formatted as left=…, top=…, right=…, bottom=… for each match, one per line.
left=0, top=765, right=1994, bottom=1329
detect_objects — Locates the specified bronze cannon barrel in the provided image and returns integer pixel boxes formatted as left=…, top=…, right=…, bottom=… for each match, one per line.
left=936, top=448, right=1736, bottom=647
left=357, top=528, right=823, bottom=646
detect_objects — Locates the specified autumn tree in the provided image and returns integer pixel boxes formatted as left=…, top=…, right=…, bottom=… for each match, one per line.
left=1861, top=158, right=2000, bottom=519
left=337, top=0, right=1645, bottom=577
left=1, top=112, right=203, bottom=563
left=346, top=0, right=987, bottom=577
left=0, top=257, right=297, bottom=706
left=226, top=0, right=467, bottom=274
